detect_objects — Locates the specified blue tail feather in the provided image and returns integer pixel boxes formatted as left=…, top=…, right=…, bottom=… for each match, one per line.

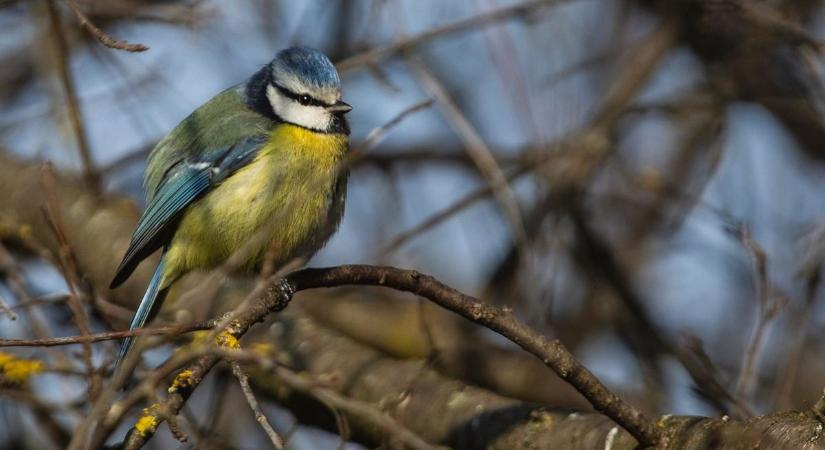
left=115, top=257, right=168, bottom=367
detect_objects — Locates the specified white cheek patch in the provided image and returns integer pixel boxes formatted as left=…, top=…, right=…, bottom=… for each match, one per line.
left=266, top=85, right=332, bottom=131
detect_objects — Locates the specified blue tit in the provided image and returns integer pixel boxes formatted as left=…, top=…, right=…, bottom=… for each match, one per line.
left=110, top=47, right=352, bottom=366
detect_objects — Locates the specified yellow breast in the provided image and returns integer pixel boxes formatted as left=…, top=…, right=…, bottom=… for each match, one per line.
left=162, top=124, right=348, bottom=285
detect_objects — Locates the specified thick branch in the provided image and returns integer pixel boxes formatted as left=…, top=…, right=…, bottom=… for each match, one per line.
left=122, top=264, right=658, bottom=448
left=289, top=266, right=660, bottom=446
left=253, top=310, right=825, bottom=450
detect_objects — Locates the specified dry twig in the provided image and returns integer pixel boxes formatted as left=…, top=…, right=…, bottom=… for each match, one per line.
left=336, top=0, right=568, bottom=72
left=269, top=363, right=441, bottom=450
left=231, top=361, right=285, bottom=449
left=733, top=226, right=785, bottom=411
left=0, top=292, right=17, bottom=321
left=44, top=0, right=101, bottom=194
left=350, top=98, right=434, bottom=159
left=41, top=163, right=99, bottom=397
left=408, top=58, right=529, bottom=251
left=0, top=320, right=215, bottom=348
left=63, top=0, right=150, bottom=52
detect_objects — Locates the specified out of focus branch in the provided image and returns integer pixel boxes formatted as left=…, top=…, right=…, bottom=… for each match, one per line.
left=408, top=57, right=528, bottom=250
left=397, top=20, right=679, bottom=257
left=64, top=0, right=149, bottom=52
left=733, top=226, right=785, bottom=410
left=640, top=0, right=825, bottom=160
left=570, top=208, right=753, bottom=417
left=44, top=0, right=101, bottom=195
left=350, top=99, right=434, bottom=159
left=266, top=362, right=441, bottom=450
left=336, top=0, right=567, bottom=72
left=299, top=291, right=587, bottom=407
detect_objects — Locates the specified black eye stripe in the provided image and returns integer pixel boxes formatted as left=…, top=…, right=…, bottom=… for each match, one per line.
left=273, top=83, right=329, bottom=108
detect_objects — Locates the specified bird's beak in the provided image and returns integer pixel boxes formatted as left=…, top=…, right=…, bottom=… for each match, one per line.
left=327, top=101, right=352, bottom=114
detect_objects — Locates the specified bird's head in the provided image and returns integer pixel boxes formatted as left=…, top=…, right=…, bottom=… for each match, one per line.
left=246, top=47, right=351, bottom=134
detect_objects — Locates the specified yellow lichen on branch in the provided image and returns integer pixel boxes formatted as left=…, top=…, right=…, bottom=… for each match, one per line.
left=215, top=330, right=240, bottom=349
left=167, top=369, right=195, bottom=394
left=0, top=351, right=43, bottom=385
left=182, top=329, right=241, bottom=350
left=133, top=404, right=162, bottom=437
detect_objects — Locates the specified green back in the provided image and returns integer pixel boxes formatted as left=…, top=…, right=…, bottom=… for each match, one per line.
left=144, top=85, right=276, bottom=200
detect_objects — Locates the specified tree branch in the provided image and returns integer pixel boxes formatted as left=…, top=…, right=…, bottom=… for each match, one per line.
left=288, top=265, right=661, bottom=446
left=335, top=0, right=568, bottom=73
left=119, top=265, right=659, bottom=448
left=63, top=0, right=149, bottom=52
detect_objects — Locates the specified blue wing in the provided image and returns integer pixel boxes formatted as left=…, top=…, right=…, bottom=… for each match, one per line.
left=110, top=136, right=267, bottom=288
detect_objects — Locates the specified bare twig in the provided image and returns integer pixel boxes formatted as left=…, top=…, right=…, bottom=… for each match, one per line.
left=571, top=209, right=754, bottom=418
left=380, top=164, right=528, bottom=255
left=728, top=225, right=787, bottom=413
left=335, top=0, right=568, bottom=72
left=231, top=361, right=285, bottom=449
left=350, top=99, right=434, bottom=159
left=774, top=226, right=824, bottom=409
left=44, top=0, right=101, bottom=194
left=0, top=292, right=17, bottom=321
left=0, top=243, right=71, bottom=366
left=41, top=163, right=102, bottom=398
left=0, top=320, right=215, bottom=348
left=64, top=0, right=149, bottom=52
left=378, top=142, right=583, bottom=255
left=408, top=58, right=529, bottom=251
left=268, top=364, right=440, bottom=450
left=479, top=4, right=540, bottom=140
left=382, top=21, right=678, bottom=255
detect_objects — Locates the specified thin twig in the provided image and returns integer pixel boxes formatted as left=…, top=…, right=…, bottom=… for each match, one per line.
left=0, top=292, right=17, bottom=321
left=336, top=0, right=568, bottom=72
left=64, top=0, right=149, bottom=52
left=408, top=58, right=529, bottom=251
left=380, top=164, right=527, bottom=255
left=270, top=364, right=440, bottom=450
left=0, top=243, right=70, bottom=365
left=378, top=134, right=590, bottom=255
left=571, top=208, right=754, bottom=417
left=733, top=225, right=785, bottom=409
left=479, top=3, right=540, bottom=141
left=350, top=99, right=434, bottom=159
left=231, top=361, right=285, bottom=449
left=381, top=21, right=679, bottom=255
left=44, top=0, right=101, bottom=194
left=0, top=319, right=216, bottom=348
left=774, top=226, right=823, bottom=409
left=41, top=162, right=99, bottom=398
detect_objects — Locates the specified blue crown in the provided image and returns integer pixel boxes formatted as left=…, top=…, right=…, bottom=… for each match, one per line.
left=273, top=47, right=340, bottom=90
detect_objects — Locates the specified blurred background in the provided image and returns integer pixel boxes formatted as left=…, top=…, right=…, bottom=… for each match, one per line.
left=2, top=0, right=825, bottom=448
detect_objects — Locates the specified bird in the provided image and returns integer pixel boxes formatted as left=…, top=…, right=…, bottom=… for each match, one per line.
left=109, top=47, right=352, bottom=367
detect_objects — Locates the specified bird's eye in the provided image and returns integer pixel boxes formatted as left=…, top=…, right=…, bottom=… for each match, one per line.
left=298, top=94, right=312, bottom=105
